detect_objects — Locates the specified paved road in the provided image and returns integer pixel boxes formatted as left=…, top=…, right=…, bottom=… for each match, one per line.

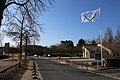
left=35, top=58, right=117, bottom=80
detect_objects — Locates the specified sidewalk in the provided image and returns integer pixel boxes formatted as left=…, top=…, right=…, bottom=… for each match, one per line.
left=54, top=59, right=120, bottom=80
left=21, top=60, right=33, bottom=80
left=95, top=68, right=120, bottom=80
left=21, top=59, right=42, bottom=80
left=0, top=58, right=18, bottom=73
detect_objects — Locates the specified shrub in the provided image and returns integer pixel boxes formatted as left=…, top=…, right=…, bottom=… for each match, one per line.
left=106, top=58, right=120, bottom=68
left=0, top=55, right=9, bottom=59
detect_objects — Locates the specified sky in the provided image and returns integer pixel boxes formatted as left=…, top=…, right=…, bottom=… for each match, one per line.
left=2, top=0, right=120, bottom=47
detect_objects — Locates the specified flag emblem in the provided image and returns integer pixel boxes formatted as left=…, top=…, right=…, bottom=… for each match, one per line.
left=81, top=8, right=100, bottom=22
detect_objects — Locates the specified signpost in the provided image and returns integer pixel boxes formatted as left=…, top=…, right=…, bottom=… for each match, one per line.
left=95, top=52, right=101, bottom=60
left=95, top=48, right=101, bottom=69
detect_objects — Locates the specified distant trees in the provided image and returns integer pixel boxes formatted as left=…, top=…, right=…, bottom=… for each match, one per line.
left=104, top=27, right=113, bottom=49
left=91, top=40, right=97, bottom=44
left=60, top=40, right=74, bottom=55
left=77, top=38, right=85, bottom=46
left=40, top=26, right=120, bottom=57
left=102, top=26, right=120, bottom=57
left=114, top=26, right=120, bottom=48
left=113, top=26, right=120, bottom=56
left=85, top=39, right=97, bottom=44
left=47, top=40, right=80, bottom=57
left=60, top=40, right=74, bottom=48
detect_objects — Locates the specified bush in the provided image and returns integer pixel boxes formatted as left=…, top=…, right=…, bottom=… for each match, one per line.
left=106, top=58, right=120, bottom=68
left=0, top=55, right=9, bottom=59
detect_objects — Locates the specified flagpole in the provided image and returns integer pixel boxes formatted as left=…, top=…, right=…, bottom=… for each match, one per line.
left=81, top=8, right=103, bottom=66
left=99, top=7, right=103, bottom=66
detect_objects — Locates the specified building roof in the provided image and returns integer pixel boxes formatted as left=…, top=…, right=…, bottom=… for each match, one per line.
left=82, top=44, right=97, bottom=52
left=82, top=44, right=110, bottom=53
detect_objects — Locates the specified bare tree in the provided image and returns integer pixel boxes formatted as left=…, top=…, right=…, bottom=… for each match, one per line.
left=3, top=8, right=41, bottom=67
left=115, top=26, right=120, bottom=48
left=91, top=39, right=97, bottom=44
left=104, top=27, right=113, bottom=50
left=95, top=35, right=100, bottom=44
left=77, top=38, right=85, bottom=46
left=0, top=0, right=54, bottom=27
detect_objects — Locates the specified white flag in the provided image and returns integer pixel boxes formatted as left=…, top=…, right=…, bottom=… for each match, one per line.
left=81, top=8, right=100, bottom=22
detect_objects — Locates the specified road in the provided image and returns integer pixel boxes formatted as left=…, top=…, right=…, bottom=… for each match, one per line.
left=35, top=58, right=117, bottom=80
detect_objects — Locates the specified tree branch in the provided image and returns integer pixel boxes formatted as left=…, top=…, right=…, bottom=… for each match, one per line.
left=4, top=0, right=29, bottom=10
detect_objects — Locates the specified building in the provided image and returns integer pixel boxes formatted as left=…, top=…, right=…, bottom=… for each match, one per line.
left=1, top=43, right=19, bottom=55
left=82, top=44, right=97, bottom=58
left=4, top=43, right=10, bottom=54
left=82, top=44, right=111, bottom=58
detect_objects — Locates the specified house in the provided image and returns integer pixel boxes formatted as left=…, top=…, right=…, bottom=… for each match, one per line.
left=82, top=44, right=97, bottom=58
left=3, top=43, right=19, bottom=55
left=82, top=44, right=111, bottom=58
left=4, top=42, right=10, bottom=54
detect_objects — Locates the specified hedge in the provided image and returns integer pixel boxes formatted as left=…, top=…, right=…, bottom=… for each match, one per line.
left=106, top=58, right=120, bottom=68
left=0, top=55, right=9, bottom=60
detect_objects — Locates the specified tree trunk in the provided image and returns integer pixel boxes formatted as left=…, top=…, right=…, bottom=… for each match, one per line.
left=19, top=27, right=23, bottom=67
left=24, top=33, right=28, bottom=65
